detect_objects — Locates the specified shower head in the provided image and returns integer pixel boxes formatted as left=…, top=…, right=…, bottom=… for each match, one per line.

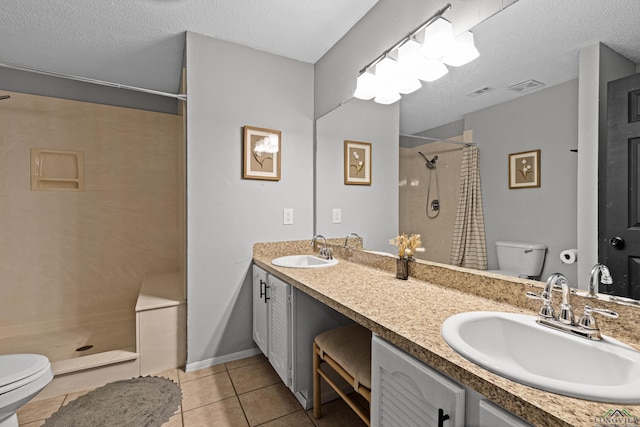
left=418, top=152, right=437, bottom=169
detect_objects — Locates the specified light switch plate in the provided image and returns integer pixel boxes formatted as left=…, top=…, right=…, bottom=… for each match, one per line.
left=332, top=208, right=342, bottom=224
left=283, top=208, right=294, bottom=225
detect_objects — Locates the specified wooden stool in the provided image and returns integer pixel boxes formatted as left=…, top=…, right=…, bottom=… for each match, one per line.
left=313, top=324, right=372, bottom=426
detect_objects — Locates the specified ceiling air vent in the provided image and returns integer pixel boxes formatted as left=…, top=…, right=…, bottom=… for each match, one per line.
left=508, top=79, right=545, bottom=93
left=465, top=86, right=494, bottom=98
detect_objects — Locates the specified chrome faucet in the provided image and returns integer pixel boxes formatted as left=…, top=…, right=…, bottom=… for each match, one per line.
left=526, top=273, right=569, bottom=321
left=343, top=233, right=362, bottom=249
left=526, top=272, right=618, bottom=340
left=587, top=263, right=613, bottom=298
left=311, top=235, right=332, bottom=259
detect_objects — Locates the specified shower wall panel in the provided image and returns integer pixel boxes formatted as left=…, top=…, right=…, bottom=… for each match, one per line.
left=399, top=142, right=463, bottom=264
left=0, top=90, right=180, bottom=333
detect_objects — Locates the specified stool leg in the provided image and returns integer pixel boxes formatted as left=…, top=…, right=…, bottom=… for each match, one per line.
left=313, top=342, right=322, bottom=419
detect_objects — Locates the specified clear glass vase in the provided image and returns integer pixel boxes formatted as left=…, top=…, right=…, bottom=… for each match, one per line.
left=396, top=257, right=409, bottom=280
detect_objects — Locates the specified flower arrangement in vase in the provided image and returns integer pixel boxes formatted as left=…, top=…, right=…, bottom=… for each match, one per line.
left=389, top=233, right=423, bottom=280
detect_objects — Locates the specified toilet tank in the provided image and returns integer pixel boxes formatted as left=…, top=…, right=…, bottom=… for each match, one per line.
left=495, top=241, right=547, bottom=277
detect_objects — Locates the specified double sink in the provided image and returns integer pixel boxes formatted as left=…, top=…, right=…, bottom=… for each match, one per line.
left=270, top=253, right=640, bottom=404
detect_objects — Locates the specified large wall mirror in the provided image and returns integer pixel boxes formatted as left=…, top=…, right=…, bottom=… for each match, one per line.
left=315, top=0, right=640, bottom=299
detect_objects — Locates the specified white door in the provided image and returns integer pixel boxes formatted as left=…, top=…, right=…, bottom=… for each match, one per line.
left=252, top=265, right=269, bottom=355
left=269, top=275, right=291, bottom=387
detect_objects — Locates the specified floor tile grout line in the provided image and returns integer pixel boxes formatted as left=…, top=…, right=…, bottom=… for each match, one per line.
left=253, top=409, right=309, bottom=427
left=180, top=395, right=238, bottom=416
left=236, top=394, right=253, bottom=427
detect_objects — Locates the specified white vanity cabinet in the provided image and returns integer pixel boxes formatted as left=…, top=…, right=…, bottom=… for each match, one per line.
left=478, top=399, right=533, bottom=427
left=252, top=264, right=353, bottom=408
left=252, top=265, right=291, bottom=387
left=372, top=335, right=465, bottom=427
left=371, top=335, right=532, bottom=427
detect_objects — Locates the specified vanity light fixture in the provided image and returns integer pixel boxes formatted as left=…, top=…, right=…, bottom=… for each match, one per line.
left=353, top=3, right=480, bottom=105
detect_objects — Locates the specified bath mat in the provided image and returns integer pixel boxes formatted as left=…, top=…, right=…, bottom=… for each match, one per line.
left=43, top=376, right=182, bottom=427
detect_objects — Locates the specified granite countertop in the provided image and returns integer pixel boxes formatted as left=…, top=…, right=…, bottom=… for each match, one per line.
left=253, top=240, right=640, bottom=427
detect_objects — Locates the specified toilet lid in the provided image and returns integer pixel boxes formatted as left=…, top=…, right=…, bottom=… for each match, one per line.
left=0, top=354, right=51, bottom=394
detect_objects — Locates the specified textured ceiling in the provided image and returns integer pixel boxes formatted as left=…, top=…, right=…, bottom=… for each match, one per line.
left=400, top=0, right=640, bottom=134
left=2, top=0, right=639, bottom=133
left=0, top=0, right=379, bottom=94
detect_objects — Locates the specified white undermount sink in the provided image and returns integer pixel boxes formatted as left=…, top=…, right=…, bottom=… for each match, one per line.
left=441, top=311, right=640, bottom=403
left=271, top=255, right=338, bottom=269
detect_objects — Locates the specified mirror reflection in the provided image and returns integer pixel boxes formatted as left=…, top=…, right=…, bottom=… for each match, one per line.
left=315, top=0, right=640, bottom=300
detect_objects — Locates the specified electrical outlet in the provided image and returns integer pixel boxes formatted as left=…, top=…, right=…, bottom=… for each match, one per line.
left=283, top=208, right=294, bottom=225
left=332, top=208, right=342, bottom=224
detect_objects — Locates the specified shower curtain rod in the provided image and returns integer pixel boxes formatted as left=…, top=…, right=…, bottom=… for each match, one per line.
left=0, top=62, right=187, bottom=101
left=400, top=133, right=476, bottom=146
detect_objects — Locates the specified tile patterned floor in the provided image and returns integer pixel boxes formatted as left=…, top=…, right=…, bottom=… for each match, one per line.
left=17, top=354, right=369, bottom=426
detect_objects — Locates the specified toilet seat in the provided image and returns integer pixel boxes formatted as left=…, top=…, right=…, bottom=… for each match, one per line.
left=0, top=355, right=51, bottom=395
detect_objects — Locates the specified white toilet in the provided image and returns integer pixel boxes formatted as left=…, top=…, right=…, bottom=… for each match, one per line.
left=0, top=354, right=53, bottom=427
left=489, top=241, right=547, bottom=279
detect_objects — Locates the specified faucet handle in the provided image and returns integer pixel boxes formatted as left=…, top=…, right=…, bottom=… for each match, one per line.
left=577, top=305, right=619, bottom=333
left=525, top=291, right=555, bottom=319
left=318, top=247, right=333, bottom=260
left=525, top=291, right=543, bottom=300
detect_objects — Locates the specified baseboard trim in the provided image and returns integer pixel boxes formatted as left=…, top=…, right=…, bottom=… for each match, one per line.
left=185, top=347, right=262, bottom=372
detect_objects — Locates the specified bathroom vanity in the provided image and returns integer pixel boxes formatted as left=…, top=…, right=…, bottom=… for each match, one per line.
left=252, top=264, right=352, bottom=408
left=252, top=240, right=640, bottom=427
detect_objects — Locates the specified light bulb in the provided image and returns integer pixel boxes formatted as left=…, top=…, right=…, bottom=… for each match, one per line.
left=396, top=40, right=423, bottom=93
left=353, top=71, right=377, bottom=100
left=418, top=59, right=448, bottom=82
left=422, top=18, right=456, bottom=60
left=442, top=31, right=480, bottom=67
left=374, top=89, right=401, bottom=105
left=373, top=57, right=402, bottom=103
left=398, top=38, right=448, bottom=83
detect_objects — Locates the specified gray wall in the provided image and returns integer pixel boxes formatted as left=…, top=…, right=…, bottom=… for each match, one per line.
left=316, top=99, right=399, bottom=252
left=185, top=32, right=314, bottom=368
left=465, top=80, right=579, bottom=283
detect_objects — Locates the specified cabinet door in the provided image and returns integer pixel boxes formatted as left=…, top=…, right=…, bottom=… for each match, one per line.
left=269, top=275, right=291, bottom=387
left=252, top=265, right=269, bottom=356
left=479, top=400, right=532, bottom=427
left=372, top=335, right=465, bottom=427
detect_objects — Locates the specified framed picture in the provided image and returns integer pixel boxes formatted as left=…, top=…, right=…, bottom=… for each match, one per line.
left=509, top=149, right=540, bottom=189
left=243, top=126, right=281, bottom=181
left=344, top=140, right=372, bottom=185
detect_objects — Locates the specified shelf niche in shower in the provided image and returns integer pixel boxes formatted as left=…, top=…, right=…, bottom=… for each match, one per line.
left=30, top=148, right=84, bottom=191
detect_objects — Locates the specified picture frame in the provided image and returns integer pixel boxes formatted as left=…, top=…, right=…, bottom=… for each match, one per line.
left=344, top=140, right=372, bottom=185
left=243, top=125, right=281, bottom=181
left=509, top=149, right=540, bottom=189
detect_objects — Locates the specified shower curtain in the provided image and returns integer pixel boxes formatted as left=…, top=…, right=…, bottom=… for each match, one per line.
left=450, top=145, right=488, bottom=270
